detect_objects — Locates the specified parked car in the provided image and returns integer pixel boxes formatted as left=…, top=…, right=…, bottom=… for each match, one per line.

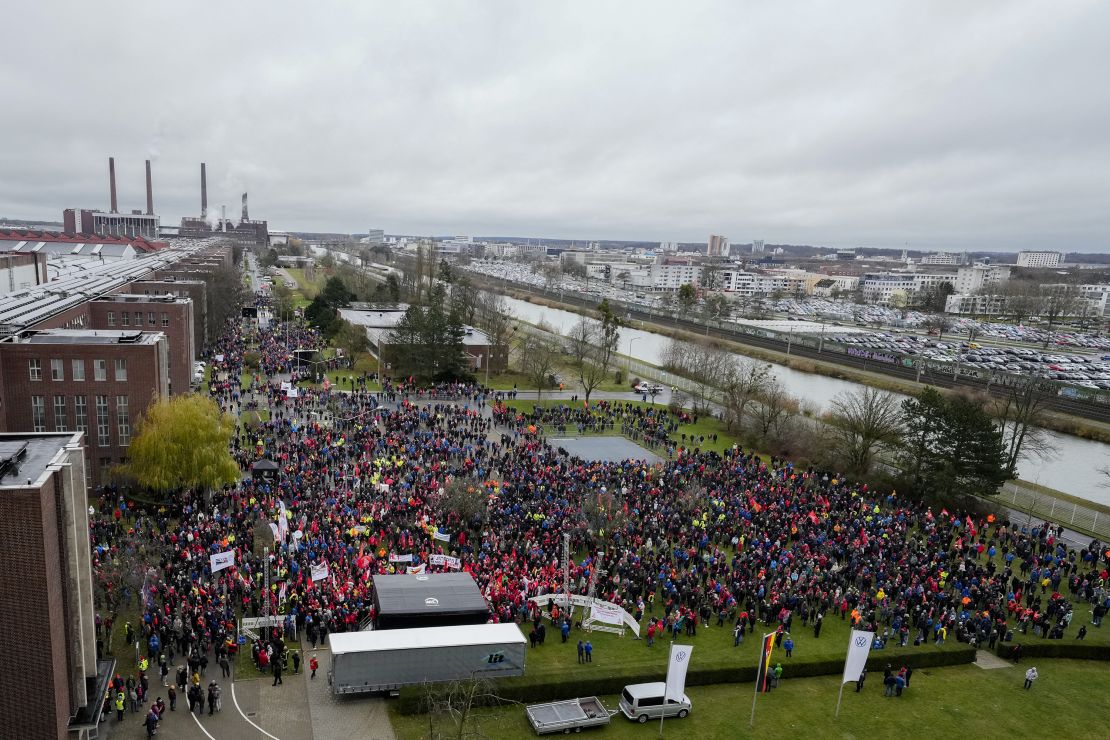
left=619, top=683, right=691, bottom=723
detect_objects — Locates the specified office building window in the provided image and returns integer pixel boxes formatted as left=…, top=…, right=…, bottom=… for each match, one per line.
left=94, top=359, right=107, bottom=381
left=31, top=396, right=46, bottom=432
left=74, top=396, right=88, bottom=434
left=148, top=312, right=156, bottom=326
left=107, top=311, right=116, bottom=326
left=72, top=359, right=85, bottom=381
left=95, top=395, right=110, bottom=446
left=116, top=396, right=130, bottom=446
left=134, top=311, right=143, bottom=325
left=51, top=358, right=64, bottom=381
left=161, top=312, right=169, bottom=327
left=29, top=358, right=41, bottom=381
left=114, top=358, right=127, bottom=381
left=53, top=396, right=67, bottom=431
left=121, top=311, right=130, bottom=326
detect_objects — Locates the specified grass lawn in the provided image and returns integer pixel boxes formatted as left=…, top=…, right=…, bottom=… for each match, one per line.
left=390, top=658, right=1110, bottom=740
left=499, top=399, right=745, bottom=456
left=297, top=367, right=381, bottom=392
left=285, top=267, right=323, bottom=300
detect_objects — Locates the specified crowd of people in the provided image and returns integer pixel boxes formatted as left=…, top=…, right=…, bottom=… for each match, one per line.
left=89, top=294, right=1110, bottom=731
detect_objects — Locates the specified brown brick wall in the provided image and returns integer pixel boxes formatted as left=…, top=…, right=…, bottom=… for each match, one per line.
left=128, top=279, right=207, bottom=352
left=88, top=300, right=194, bottom=396
left=0, top=479, right=69, bottom=738
left=0, top=340, right=168, bottom=483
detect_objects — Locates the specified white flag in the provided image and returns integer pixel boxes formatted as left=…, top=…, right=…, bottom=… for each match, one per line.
left=210, top=550, right=235, bottom=573
left=665, top=644, right=693, bottom=702
left=842, top=630, right=874, bottom=684
left=310, top=562, right=331, bottom=582
left=407, top=564, right=426, bottom=575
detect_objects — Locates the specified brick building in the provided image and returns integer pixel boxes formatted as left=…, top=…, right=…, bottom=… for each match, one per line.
left=0, top=329, right=170, bottom=483
left=89, top=294, right=195, bottom=395
left=0, top=432, right=112, bottom=739
left=128, top=278, right=208, bottom=350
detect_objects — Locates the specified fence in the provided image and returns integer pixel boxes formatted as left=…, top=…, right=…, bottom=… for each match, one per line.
left=998, top=480, right=1110, bottom=541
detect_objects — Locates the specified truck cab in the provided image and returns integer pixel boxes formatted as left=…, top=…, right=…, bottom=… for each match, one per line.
left=618, top=682, right=691, bottom=723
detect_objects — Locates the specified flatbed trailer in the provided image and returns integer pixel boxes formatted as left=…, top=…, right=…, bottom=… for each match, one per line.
left=525, top=696, right=616, bottom=735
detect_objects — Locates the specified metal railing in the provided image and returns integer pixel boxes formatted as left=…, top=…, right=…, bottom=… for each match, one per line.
left=999, top=480, right=1109, bottom=540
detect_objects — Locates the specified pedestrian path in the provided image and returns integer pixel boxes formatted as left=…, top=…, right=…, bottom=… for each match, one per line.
left=974, top=649, right=1013, bottom=669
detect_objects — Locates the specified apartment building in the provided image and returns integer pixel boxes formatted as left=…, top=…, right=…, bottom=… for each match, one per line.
left=1016, top=251, right=1063, bottom=268
left=954, top=265, right=1011, bottom=294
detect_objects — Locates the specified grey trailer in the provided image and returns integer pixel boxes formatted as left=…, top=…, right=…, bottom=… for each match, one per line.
left=525, top=697, right=616, bottom=735
left=329, top=623, right=526, bottom=695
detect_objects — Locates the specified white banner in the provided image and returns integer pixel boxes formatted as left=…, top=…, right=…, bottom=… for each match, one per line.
left=430, top=554, right=462, bottom=569
left=842, top=630, right=874, bottom=684
left=590, top=602, right=624, bottom=626
left=310, top=562, right=331, bottom=582
left=210, top=550, right=235, bottom=573
left=268, top=522, right=280, bottom=540
left=278, top=501, right=289, bottom=542
left=432, top=530, right=451, bottom=542
left=389, top=553, right=413, bottom=563
left=406, top=564, right=427, bottom=574
left=665, top=644, right=693, bottom=702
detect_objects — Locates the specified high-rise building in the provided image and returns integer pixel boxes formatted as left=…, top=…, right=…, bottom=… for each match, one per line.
left=0, top=432, right=112, bottom=740
left=707, top=234, right=729, bottom=257
left=751, top=239, right=765, bottom=254
left=1016, top=251, right=1063, bottom=268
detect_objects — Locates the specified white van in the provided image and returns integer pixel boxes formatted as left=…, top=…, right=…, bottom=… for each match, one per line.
left=618, top=682, right=691, bottom=723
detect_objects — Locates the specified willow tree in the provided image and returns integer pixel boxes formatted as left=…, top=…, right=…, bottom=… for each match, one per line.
left=120, top=395, right=239, bottom=498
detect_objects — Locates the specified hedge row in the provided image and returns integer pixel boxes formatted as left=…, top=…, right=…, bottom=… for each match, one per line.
left=995, top=642, right=1110, bottom=662
left=396, top=646, right=976, bottom=715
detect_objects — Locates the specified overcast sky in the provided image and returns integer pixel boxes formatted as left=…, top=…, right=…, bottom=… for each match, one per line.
left=2, top=1, right=1108, bottom=251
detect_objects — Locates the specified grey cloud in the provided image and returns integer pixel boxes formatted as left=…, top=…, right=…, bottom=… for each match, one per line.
left=1, top=0, right=1107, bottom=250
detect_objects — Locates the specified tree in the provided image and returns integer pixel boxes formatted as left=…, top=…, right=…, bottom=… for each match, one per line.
left=826, top=387, right=903, bottom=477
left=518, top=332, right=559, bottom=398
left=305, top=277, right=354, bottom=337
left=751, top=377, right=797, bottom=443
left=119, top=395, right=239, bottom=497
left=473, top=294, right=515, bottom=375
left=990, top=376, right=1056, bottom=476
left=595, top=299, right=621, bottom=371
left=565, top=318, right=594, bottom=368
left=438, top=258, right=454, bottom=284
left=1040, top=285, right=1083, bottom=347
left=206, top=264, right=245, bottom=342
left=922, top=314, right=953, bottom=339
left=720, top=359, right=769, bottom=433
left=677, top=283, right=698, bottom=313
left=896, top=388, right=1008, bottom=500
left=334, top=319, right=370, bottom=362
left=387, top=293, right=469, bottom=381
left=437, top=478, right=489, bottom=533
left=917, top=283, right=955, bottom=312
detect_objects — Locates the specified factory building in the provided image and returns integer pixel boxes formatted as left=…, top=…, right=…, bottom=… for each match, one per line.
left=179, top=163, right=270, bottom=244
left=63, top=157, right=161, bottom=239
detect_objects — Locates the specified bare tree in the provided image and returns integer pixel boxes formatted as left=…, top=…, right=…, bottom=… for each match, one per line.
left=565, top=318, right=595, bottom=369
left=752, top=377, right=797, bottom=443
left=1040, top=285, right=1083, bottom=347
left=421, top=677, right=502, bottom=740
left=519, top=332, right=559, bottom=398
left=825, top=387, right=904, bottom=476
left=437, top=478, right=489, bottom=533
left=922, top=314, right=953, bottom=340
left=720, top=359, right=770, bottom=433
left=473, top=294, right=515, bottom=375
left=990, top=376, right=1057, bottom=476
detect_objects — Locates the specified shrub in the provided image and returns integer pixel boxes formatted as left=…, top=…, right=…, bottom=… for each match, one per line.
left=996, top=642, right=1110, bottom=662
left=396, top=646, right=975, bottom=714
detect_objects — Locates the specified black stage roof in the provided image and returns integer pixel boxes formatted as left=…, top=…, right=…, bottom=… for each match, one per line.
left=371, top=573, right=489, bottom=629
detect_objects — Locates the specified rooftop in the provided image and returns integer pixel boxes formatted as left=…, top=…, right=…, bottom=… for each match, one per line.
left=92, top=293, right=189, bottom=304
left=0, top=432, right=81, bottom=488
left=5, top=329, right=163, bottom=345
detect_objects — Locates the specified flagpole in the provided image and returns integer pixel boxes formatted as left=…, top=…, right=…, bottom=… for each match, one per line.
left=750, top=632, right=768, bottom=728
left=834, top=681, right=845, bottom=718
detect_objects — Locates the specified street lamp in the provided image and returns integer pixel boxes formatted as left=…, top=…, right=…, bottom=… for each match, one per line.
left=626, top=336, right=639, bottom=384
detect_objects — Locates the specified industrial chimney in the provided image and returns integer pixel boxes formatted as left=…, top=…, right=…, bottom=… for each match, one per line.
left=221, top=205, right=227, bottom=232
left=200, top=163, right=208, bottom=218
left=145, top=160, right=154, bottom=215
left=241, top=192, right=249, bottom=223
left=108, top=157, right=118, bottom=213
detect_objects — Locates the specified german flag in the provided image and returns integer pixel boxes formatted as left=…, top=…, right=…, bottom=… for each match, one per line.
left=756, top=632, right=775, bottom=693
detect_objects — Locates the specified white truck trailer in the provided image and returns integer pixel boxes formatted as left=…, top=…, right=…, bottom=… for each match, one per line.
left=328, top=623, right=527, bottom=695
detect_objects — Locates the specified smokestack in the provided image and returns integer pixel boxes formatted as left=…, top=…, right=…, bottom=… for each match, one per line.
left=241, top=192, right=249, bottom=222
left=109, top=157, right=118, bottom=213
left=200, top=163, right=208, bottom=218
left=221, top=205, right=227, bottom=231
left=145, top=160, right=154, bottom=215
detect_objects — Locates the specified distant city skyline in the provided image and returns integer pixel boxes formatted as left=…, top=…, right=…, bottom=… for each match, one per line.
left=2, top=1, right=1109, bottom=251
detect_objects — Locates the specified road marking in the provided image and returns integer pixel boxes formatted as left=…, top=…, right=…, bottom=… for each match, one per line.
left=231, top=682, right=282, bottom=740
left=189, top=708, right=218, bottom=740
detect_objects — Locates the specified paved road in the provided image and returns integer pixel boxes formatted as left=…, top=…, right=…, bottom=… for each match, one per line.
left=96, top=647, right=395, bottom=740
